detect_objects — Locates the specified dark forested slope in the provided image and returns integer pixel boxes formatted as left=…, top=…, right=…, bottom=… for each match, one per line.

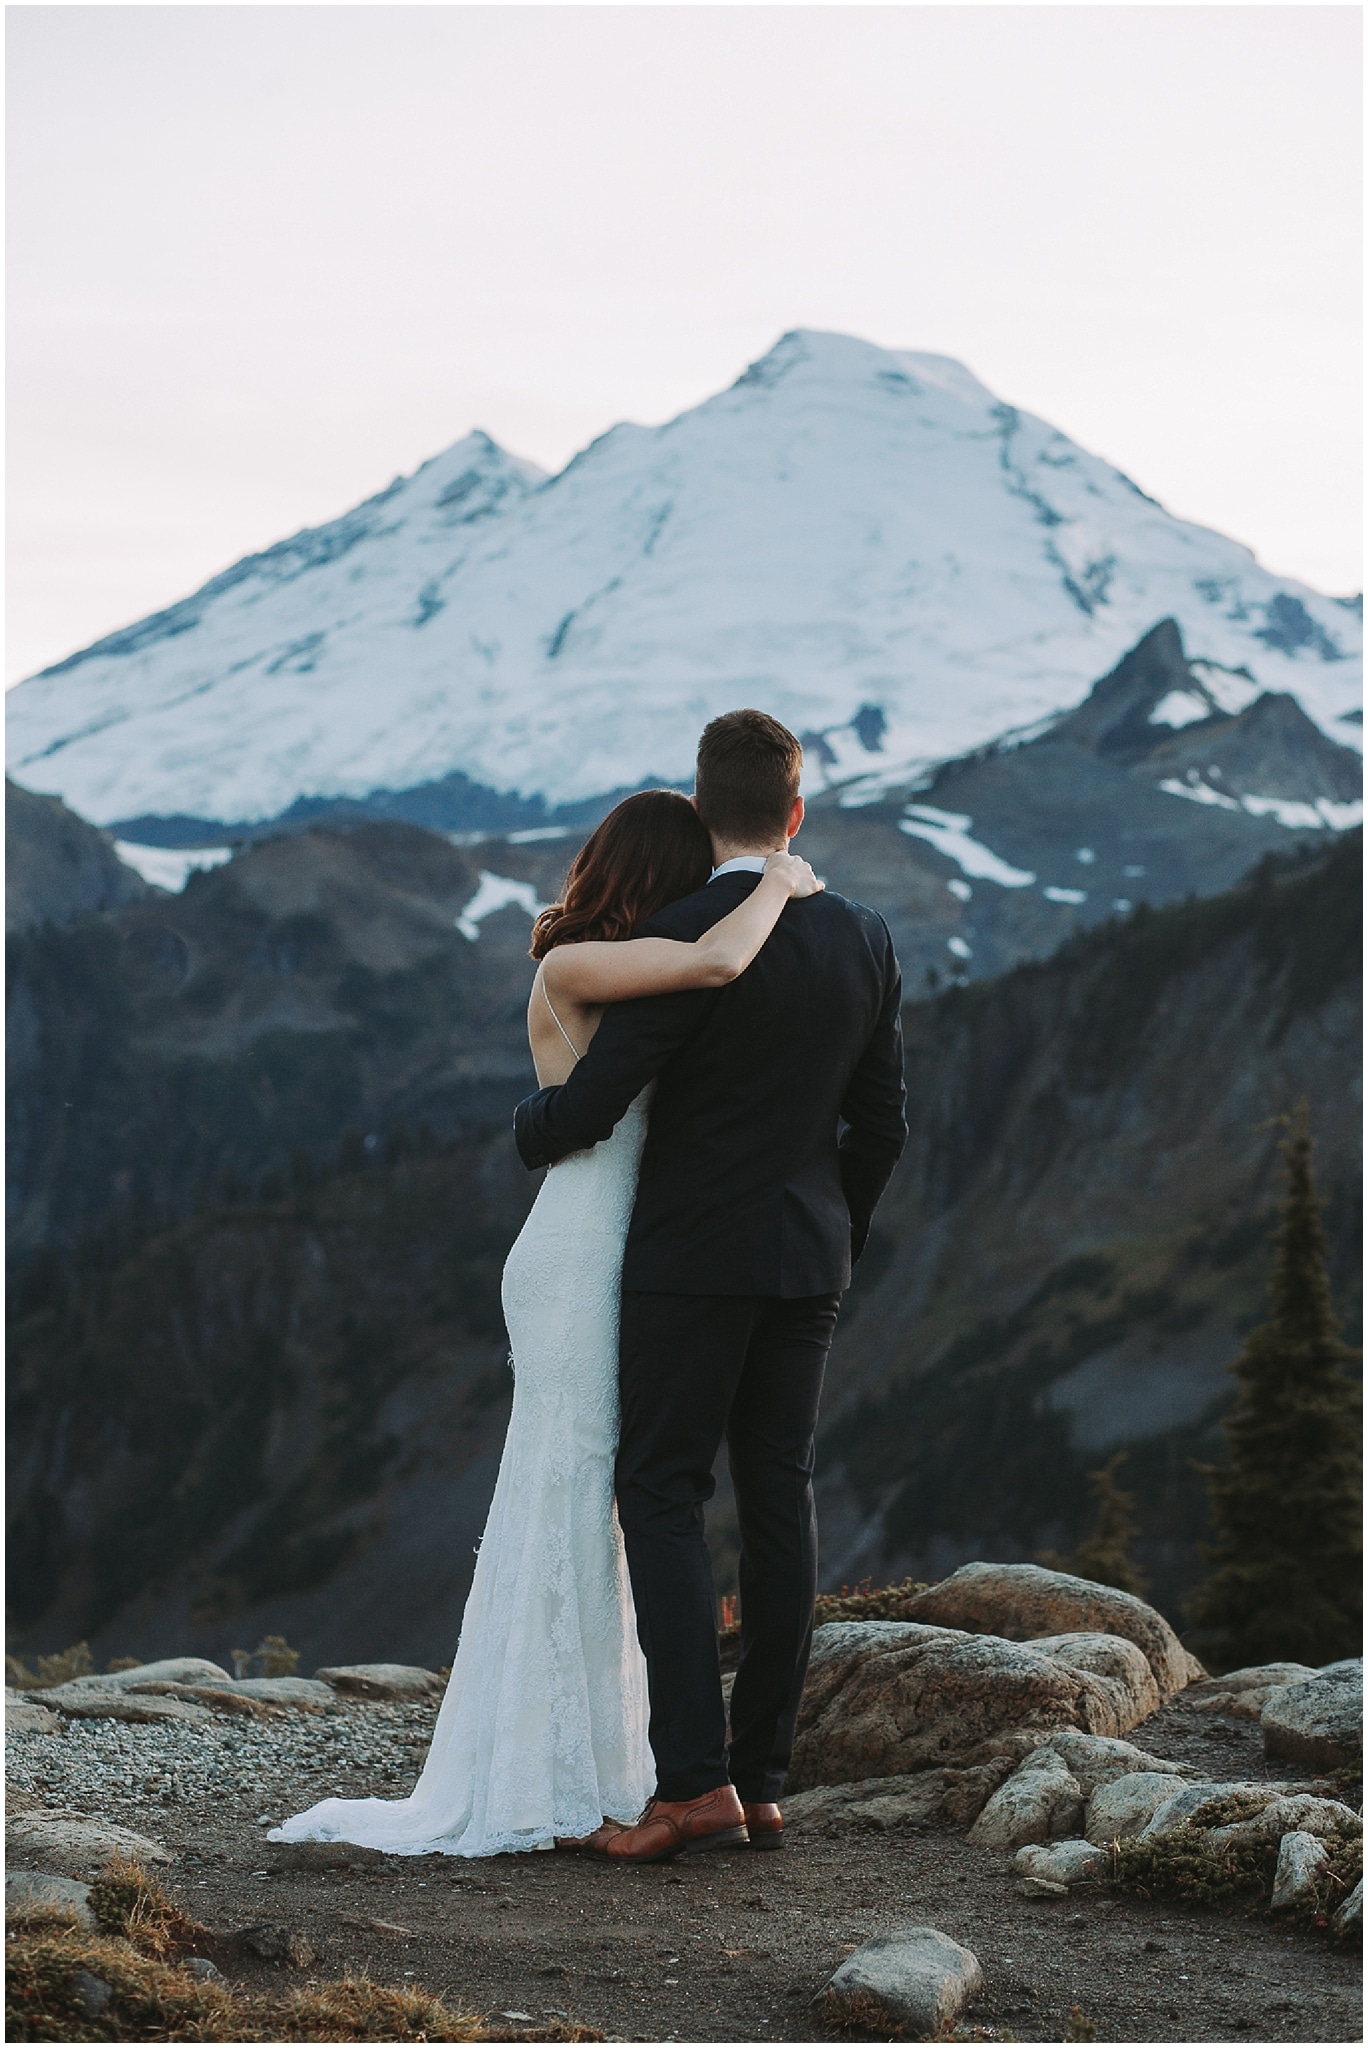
left=815, top=831, right=1361, bottom=1617
left=7, top=833, right=1358, bottom=1667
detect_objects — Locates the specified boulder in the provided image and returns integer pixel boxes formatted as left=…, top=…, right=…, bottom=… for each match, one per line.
left=1207, top=1794, right=1361, bottom=1850
left=234, top=1923, right=316, bottom=1968
left=44, top=1693, right=213, bottom=1726
left=1262, top=1666, right=1362, bottom=1771
left=790, top=1622, right=1163, bottom=1791
left=6, top=1691, right=60, bottom=1737
left=129, top=1675, right=338, bottom=1715
left=1332, top=1879, right=1362, bottom=1940
left=7, top=1810, right=174, bottom=1876
left=1188, top=1661, right=1320, bottom=1719
left=1012, top=1840, right=1108, bottom=1887
left=1017, top=1876, right=1067, bottom=1898
left=229, top=1677, right=338, bottom=1712
left=816, top=1926, right=983, bottom=2034
left=1188, top=1662, right=1317, bottom=1697
left=1027, top=1632, right=1161, bottom=1724
left=1085, top=1772, right=1192, bottom=1843
left=1270, top=1832, right=1332, bottom=1913
left=32, top=1658, right=230, bottom=1706
left=782, top=1760, right=1014, bottom=1832
left=1187, top=1654, right=1327, bottom=1720
left=1140, top=1782, right=1298, bottom=1839
left=314, top=1663, right=444, bottom=1702
left=967, top=1748, right=1084, bottom=1850
left=901, top=1563, right=1190, bottom=1701
left=1030, top=1730, right=1195, bottom=1798
left=5, top=1871, right=96, bottom=1930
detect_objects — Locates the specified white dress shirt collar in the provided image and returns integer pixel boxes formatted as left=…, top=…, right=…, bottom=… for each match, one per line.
left=709, top=855, right=769, bottom=881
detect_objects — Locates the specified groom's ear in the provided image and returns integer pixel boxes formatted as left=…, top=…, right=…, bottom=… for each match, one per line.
left=787, top=794, right=805, bottom=840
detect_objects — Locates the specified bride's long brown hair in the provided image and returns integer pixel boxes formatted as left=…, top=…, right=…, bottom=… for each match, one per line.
left=529, top=790, right=712, bottom=958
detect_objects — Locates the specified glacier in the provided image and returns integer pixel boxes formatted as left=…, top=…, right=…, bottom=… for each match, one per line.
left=7, top=329, right=1361, bottom=831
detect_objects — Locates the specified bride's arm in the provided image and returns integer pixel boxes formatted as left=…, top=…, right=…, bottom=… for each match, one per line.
left=543, top=853, right=823, bottom=1006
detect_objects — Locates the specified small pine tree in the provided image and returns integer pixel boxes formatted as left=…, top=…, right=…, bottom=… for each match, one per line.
left=1187, top=1106, right=1362, bottom=1669
left=1070, top=1453, right=1150, bottom=1598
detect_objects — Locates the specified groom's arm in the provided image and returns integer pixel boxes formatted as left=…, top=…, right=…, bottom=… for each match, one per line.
left=514, top=982, right=716, bottom=1169
left=838, top=922, right=908, bottom=1262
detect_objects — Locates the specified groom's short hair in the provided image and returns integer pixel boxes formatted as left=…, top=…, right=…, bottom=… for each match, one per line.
left=695, top=709, right=803, bottom=843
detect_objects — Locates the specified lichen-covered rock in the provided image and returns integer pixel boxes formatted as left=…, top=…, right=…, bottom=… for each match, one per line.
left=1262, top=1665, right=1362, bottom=1771
left=782, top=1760, right=1014, bottom=1831
left=1331, top=1879, right=1362, bottom=1939
left=1189, top=1662, right=1318, bottom=1698
left=314, top=1663, right=444, bottom=1701
left=7, top=1810, right=174, bottom=1875
left=129, top=1675, right=338, bottom=1715
left=1140, top=1781, right=1298, bottom=1838
left=6, top=1690, right=60, bottom=1736
left=1188, top=1662, right=1320, bottom=1719
left=1012, top=1840, right=1108, bottom=1886
left=32, top=1658, right=230, bottom=1707
left=1270, top=1832, right=1332, bottom=1913
left=901, top=1562, right=1190, bottom=1701
left=42, top=1692, right=213, bottom=1725
left=5, top=1871, right=96, bottom=1930
left=790, top=1621, right=1162, bottom=1791
left=817, top=1926, right=983, bottom=2033
left=1207, top=1794, right=1361, bottom=1850
left=967, top=1748, right=1084, bottom=1850
left=1085, top=1772, right=1192, bottom=1843
left=1027, top=1632, right=1161, bottom=1725
left=1029, top=1730, right=1195, bottom=1797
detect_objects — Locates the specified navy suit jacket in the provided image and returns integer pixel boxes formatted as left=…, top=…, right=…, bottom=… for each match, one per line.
left=513, top=874, right=907, bottom=1297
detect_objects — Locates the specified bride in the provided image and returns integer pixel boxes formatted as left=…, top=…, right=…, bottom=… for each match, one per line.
left=269, top=790, right=822, bottom=1857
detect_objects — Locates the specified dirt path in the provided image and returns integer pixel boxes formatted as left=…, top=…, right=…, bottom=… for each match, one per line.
left=8, top=1696, right=1360, bottom=2042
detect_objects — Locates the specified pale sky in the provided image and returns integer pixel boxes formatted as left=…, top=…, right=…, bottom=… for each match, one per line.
left=7, top=3, right=1362, bottom=685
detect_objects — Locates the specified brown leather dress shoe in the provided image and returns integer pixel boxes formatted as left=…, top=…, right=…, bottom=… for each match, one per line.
left=742, top=1801, right=783, bottom=1850
left=600, top=1785, right=749, bottom=1864
left=555, top=1819, right=629, bottom=1853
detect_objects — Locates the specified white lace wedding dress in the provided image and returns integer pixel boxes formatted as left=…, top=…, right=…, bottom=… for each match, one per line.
left=269, top=1089, right=655, bottom=1858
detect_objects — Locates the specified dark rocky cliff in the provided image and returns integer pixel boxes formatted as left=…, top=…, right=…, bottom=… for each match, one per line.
left=6, top=778, right=151, bottom=934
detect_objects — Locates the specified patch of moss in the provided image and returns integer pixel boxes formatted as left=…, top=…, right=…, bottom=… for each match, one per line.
left=1109, top=1821, right=1362, bottom=1935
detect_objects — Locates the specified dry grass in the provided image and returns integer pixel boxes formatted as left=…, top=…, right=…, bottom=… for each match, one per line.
left=6, top=1862, right=601, bottom=2044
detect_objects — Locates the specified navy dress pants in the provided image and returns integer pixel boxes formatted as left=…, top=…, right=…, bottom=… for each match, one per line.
left=615, top=1289, right=841, bottom=1805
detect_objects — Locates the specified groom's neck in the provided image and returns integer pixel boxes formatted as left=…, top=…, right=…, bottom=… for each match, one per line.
left=709, top=834, right=788, bottom=864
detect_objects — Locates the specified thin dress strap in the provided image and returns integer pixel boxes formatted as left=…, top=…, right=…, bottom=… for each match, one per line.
left=541, top=976, right=581, bottom=1063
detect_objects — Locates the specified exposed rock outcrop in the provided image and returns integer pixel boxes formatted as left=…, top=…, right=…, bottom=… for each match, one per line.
left=1262, top=1664, right=1362, bottom=1770
left=789, top=1620, right=1166, bottom=1791
left=967, top=1747, right=1083, bottom=1850
left=1085, top=1771, right=1192, bottom=1843
left=901, top=1564, right=1190, bottom=1701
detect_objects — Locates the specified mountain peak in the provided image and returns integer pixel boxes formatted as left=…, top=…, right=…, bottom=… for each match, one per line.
left=8, top=337, right=1360, bottom=833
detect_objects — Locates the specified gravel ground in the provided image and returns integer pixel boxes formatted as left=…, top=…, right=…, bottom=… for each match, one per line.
left=7, top=1694, right=1361, bottom=2043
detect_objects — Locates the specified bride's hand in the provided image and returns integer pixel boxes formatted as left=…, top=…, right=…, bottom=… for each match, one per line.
left=764, top=851, right=825, bottom=898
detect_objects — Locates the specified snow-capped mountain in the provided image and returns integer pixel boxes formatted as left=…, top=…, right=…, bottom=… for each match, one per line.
left=7, top=330, right=1361, bottom=833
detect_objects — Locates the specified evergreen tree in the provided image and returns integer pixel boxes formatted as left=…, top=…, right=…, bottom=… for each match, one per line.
left=1187, top=1106, right=1362, bottom=1668
left=1070, top=1453, right=1149, bottom=1598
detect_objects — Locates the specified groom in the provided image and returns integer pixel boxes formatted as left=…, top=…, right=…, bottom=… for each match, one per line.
left=515, top=709, right=907, bottom=1860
